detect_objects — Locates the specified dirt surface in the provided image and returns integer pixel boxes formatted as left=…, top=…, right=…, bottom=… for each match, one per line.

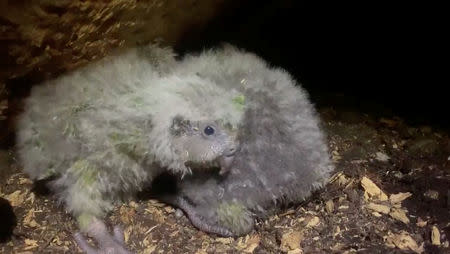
left=1, top=104, right=449, bottom=253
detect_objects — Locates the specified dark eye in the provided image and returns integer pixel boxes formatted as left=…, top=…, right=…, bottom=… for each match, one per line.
left=204, top=126, right=215, bottom=135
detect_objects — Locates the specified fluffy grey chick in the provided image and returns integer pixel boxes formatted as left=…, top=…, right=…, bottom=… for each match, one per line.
left=159, top=44, right=333, bottom=236
left=15, top=45, right=243, bottom=253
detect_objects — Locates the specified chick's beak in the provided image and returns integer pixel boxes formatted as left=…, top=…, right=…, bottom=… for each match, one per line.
left=218, top=143, right=239, bottom=175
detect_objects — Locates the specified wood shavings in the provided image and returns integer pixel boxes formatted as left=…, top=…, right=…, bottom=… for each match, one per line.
left=389, top=192, right=412, bottom=204
left=365, top=202, right=390, bottom=214
left=361, top=176, right=388, bottom=201
left=236, top=234, right=260, bottom=253
left=431, top=226, right=441, bottom=246
left=389, top=208, right=410, bottom=224
left=385, top=231, right=423, bottom=254
left=280, top=230, right=303, bottom=252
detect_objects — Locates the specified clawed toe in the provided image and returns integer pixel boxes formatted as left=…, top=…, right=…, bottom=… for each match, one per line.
left=113, top=226, right=125, bottom=244
left=175, top=197, right=233, bottom=236
left=74, top=221, right=132, bottom=254
left=74, top=232, right=97, bottom=254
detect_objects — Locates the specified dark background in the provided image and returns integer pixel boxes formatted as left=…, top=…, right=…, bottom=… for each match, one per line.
left=177, top=0, right=447, bottom=128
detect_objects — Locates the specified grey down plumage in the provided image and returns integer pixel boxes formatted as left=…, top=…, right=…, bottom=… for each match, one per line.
left=16, top=45, right=243, bottom=232
left=16, top=43, right=333, bottom=249
left=159, top=45, right=334, bottom=236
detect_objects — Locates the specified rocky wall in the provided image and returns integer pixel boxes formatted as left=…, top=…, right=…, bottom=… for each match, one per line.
left=0, top=0, right=239, bottom=146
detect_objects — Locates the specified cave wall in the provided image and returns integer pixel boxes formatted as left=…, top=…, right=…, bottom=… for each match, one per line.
left=0, top=0, right=241, bottom=145
left=0, top=0, right=237, bottom=81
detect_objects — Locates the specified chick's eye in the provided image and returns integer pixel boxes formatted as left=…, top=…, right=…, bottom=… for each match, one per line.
left=204, top=126, right=215, bottom=135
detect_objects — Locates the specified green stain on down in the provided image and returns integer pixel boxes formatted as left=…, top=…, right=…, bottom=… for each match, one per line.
left=108, top=130, right=142, bottom=142
left=71, top=160, right=98, bottom=186
left=71, top=103, right=92, bottom=114
left=131, top=96, right=145, bottom=107
left=77, top=213, right=94, bottom=230
left=108, top=132, right=144, bottom=162
left=42, top=167, right=57, bottom=179
left=26, top=136, right=45, bottom=151
left=61, top=102, right=93, bottom=137
left=115, top=143, right=142, bottom=162
left=232, top=95, right=245, bottom=111
left=63, top=121, right=78, bottom=137
left=217, top=201, right=247, bottom=224
left=108, top=132, right=127, bottom=142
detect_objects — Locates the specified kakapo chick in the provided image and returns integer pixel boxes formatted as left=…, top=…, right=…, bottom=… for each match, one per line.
left=16, top=45, right=243, bottom=253
left=158, top=45, right=334, bottom=236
